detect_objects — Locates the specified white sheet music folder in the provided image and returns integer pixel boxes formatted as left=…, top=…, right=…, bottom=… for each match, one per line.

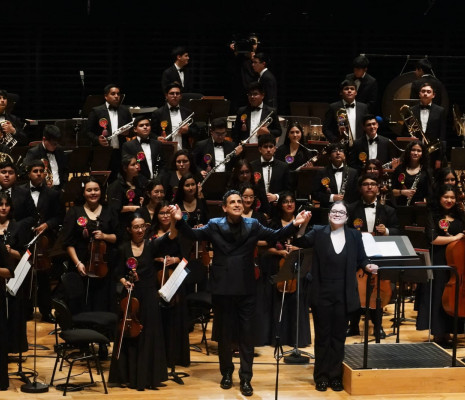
left=362, top=233, right=402, bottom=258
left=6, top=250, right=31, bottom=296
left=158, top=258, right=190, bottom=303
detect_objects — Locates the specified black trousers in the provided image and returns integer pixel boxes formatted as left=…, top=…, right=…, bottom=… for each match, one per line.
left=213, top=294, right=256, bottom=381
left=312, top=282, right=348, bottom=383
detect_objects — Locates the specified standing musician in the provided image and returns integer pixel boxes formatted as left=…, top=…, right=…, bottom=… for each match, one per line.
left=151, top=82, right=199, bottom=150
left=391, top=140, right=432, bottom=206
left=416, top=184, right=465, bottom=346
left=60, top=177, right=117, bottom=314
left=24, top=125, right=68, bottom=190
left=122, top=116, right=166, bottom=180
left=251, top=52, right=278, bottom=110
left=346, top=173, right=400, bottom=338
left=311, top=143, right=359, bottom=209
left=293, top=201, right=378, bottom=392
left=231, top=82, right=281, bottom=145
left=172, top=191, right=309, bottom=397
left=348, top=114, right=398, bottom=173
left=250, top=134, right=291, bottom=217
left=404, top=83, right=447, bottom=169
left=87, top=84, right=133, bottom=182
left=323, top=79, right=368, bottom=143
left=0, top=240, right=13, bottom=390
left=161, top=46, right=192, bottom=93
left=409, top=58, right=445, bottom=106
left=108, top=210, right=179, bottom=390
left=193, top=117, right=242, bottom=177
left=0, top=89, right=28, bottom=146
left=19, top=160, right=64, bottom=323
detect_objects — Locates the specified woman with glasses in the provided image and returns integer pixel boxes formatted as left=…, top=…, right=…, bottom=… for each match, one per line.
left=294, top=201, right=378, bottom=392
left=108, top=211, right=178, bottom=390
left=275, top=122, right=312, bottom=171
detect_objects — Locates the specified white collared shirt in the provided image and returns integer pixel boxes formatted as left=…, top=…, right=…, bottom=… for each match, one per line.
left=43, top=143, right=60, bottom=186
left=138, top=137, right=153, bottom=177
left=175, top=64, right=184, bottom=86
left=364, top=201, right=377, bottom=233
left=169, top=104, right=183, bottom=150
left=29, top=182, right=41, bottom=207
left=344, top=102, right=357, bottom=140
left=213, top=140, right=225, bottom=172
left=260, top=156, right=274, bottom=193
left=420, top=102, right=432, bottom=133
left=249, top=103, right=264, bottom=144
left=367, top=134, right=378, bottom=160
left=258, top=68, right=268, bottom=82
left=106, top=101, right=119, bottom=149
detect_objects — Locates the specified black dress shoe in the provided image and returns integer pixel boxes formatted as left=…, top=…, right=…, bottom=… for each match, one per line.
left=346, top=327, right=360, bottom=337
left=240, top=380, right=253, bottom=396
left=315, top=380, right=329, bottom=391
left=41, top=313, right=56, bottom=324
left=220, top=372, right=233, bottom=389
left=330, top=378, right=344, bottom=392
left=378, top=327, right=386, bottom=340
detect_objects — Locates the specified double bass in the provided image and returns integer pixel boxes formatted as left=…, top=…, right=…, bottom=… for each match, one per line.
left=442, top=238, right=465, bottom=317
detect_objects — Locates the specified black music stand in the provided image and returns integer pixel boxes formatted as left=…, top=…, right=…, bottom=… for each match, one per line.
left=201, top=172, right=231, bottom=200
left=295, top=167, right=323, bottom=201
left=90, top=147, right=112, bottom=171
left=242, top=144, right=259, bottom=164
left=160, top=141, right=177, bottom=164
left=66, top=146, right=92, bottom=176
left=188, top=99, right=231, bottom=134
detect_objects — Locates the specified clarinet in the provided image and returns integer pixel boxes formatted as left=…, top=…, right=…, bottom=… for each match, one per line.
left=406, top=169, right=422, bottom=206
left=339, top=167, right=349, bottom=196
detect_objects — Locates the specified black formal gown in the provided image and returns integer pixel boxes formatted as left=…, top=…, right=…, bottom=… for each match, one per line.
left=391, top=166, right=431, bottom=206
left=108, top=237, right=170, bottom=390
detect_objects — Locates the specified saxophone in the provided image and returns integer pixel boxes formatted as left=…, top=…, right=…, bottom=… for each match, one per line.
left=406, top=169, right=422, bottom=206
left=399, top=104, right=441, bottom=154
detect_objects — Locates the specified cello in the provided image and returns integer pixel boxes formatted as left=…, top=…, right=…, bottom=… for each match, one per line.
left=442, top=238, right=465, bottom=318
left=116, top=258, right=143, bottom=359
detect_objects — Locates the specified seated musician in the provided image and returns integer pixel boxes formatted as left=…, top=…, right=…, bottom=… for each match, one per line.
left=322, top=79, right=368, bottom=143
left=391, top=140, right=432, bottom=207
left=122, top=115, right=166, bottom=180
left=348, top=114, right=399, bottom=173
left=231, top=82, right=281, bottom=145
left=275, top=122, right=312, bottom=171
left=20, top=159, right=65, bottom=322
left=250, top=134, right=291, bottom=217
left=86, top=84, right=133, bottom=182
left=193, top=117, right=242, bottom=178
left=0, top=89, right=28, bottom=146
left=346, top=173, right=400, bottom=338
left=150, top=82, right=199, bottom=150
left=24, top=125, right=68, bottom=190
left=311, top=143, right=359, bottom=208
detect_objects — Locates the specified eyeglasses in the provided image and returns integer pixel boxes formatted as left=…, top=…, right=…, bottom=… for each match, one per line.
left=158, top=211, right=171, bottom=216
left=329, top=210, right=347, bottom=216
left=131, top=224, right=147, bottom=231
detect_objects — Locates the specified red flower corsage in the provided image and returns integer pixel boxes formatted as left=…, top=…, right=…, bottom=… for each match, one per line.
left=126, top=257, right=138, bottom=270
left=254, top=172, right=262, bottom=182
left=136, top=151, right=145, bottom=163
left=398, top=173, right=405, bottom=185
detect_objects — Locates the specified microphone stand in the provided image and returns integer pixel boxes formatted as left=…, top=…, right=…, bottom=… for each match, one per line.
left=20, top=232, right=49, bottom=393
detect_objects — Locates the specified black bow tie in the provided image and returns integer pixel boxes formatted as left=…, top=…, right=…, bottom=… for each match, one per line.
left=178, top=68, right=184, bottom=73
left=46, top=149, right=55, bottom=155
left=31, top=186, right=42, bottom=192
left=214, top=142, right=224, bottom=148
left=108, top=106, right=118, bottom=111
left=170, top=106, right=180, bottom=112
left=251, top=107, right=262, bottom=112
left=262, top=161, right=273, bottom=167
left=368, top=137, right=379, bottom=145
left=420, top=105, right=431, bottom=110
left=140, top=138, right=150, bottom=144
left=1, top=188, right=11, bottom=195
left=363, top=203, right=376, bottom=208
left=345, top=103, right=355, bottom=108
left=333, top=167, right=344, bottom=173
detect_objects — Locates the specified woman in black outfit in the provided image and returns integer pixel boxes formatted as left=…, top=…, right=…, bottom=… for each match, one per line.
left=416, top=184, right=465, bottom=345
left=275, top=122, right=312, bottom=171
left=294, top=201, right=378, bottom=392
left=0, top=241, right=13, bottom=391
left=139, top=178, right=166, bottom=230
left=108, top=211, right=177, bottom=390
left=162, top=149, right=200, bottom=201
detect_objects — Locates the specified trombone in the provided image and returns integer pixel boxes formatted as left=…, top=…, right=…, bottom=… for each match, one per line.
left=336, top=108, right=354, bottom=147
left=165, top=112, right=194, bottom=141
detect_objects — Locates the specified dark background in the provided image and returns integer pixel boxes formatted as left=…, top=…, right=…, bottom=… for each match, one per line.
left=3, top=0, right=465, bottom=146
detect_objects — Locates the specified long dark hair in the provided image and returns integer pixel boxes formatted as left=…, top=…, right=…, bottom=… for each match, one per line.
left=142, top=177, right=165, bottom=206
left=0, top=192, right=14, bottom=220
left=152, top=200, right=171, bottom=234
left=431, top=184, right=464, bottom=222
left=228, top=158, right=254, bottom=190
left=401, top=140, right=429, bottom=168
left=283, top=122, right=305, bottom=147
left=76, top=176, right=106, bottom=206
left=173, top=173, right=198, bottom=205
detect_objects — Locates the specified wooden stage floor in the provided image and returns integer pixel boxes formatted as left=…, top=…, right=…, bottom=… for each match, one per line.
left=4, top=301, right=465, bottom=399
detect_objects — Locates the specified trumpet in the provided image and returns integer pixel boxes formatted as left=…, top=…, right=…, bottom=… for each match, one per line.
left=105, top=119, right=134, bottom=142
left=165, top=112, right=194, bottom=141
left=336, top=108, right=354, bottom=147
left=0, top=121, right=18, bottom=149
left=399, top=104, right=441, bottom=154
left=243, top=111, right=273, bottom=145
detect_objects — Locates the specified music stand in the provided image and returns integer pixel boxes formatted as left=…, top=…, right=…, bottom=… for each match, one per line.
left=90, top=147, right=112, bottom=171
left=81, top=95, right=104, bottom=118
left=242, top=144, right=259, bottom=164
left=201, top=172, right=230, bottom=200
left=66, top=146, right=92, bottom=176
left=160, top=141, right=178, bottom=164
left=188, top=99, right=231, bottom=134
left=295, top=167, right=323, bottom=201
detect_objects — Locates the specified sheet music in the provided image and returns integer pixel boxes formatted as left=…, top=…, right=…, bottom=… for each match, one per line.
left=6, top=250, right=31, bottom=296
left=362, top=233, right=401, bottom=257
left=158, top=258, right=190, bottom=303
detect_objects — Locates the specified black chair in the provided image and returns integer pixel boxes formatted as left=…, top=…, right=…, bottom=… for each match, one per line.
left=50, top=299, right=109, bottom=395
left=59, top=272, right=118, bottom=341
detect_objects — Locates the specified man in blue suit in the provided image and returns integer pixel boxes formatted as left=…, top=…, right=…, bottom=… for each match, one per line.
left=173, top=190, right=309, bottom=396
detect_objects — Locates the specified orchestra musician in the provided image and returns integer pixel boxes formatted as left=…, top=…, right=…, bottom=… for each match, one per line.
left=138, top=178, right=166, bottom=232
left=0, top=240, right=13, bottom=391
left=416, top=184, right=465, bottom=347
left=87, top=84, right=133, bottom=182
left=161, top=46, right=192, bottom=93
left=108, top=210, right=179, bottom=390
left=311, top=142, right=359, bottom=208
left=24, top=125, right=68, bottom=190
left=251, top=53, right=278, bottom=110
left=275, top=122, right=313, bottom=171
left=122, top=116, right=166, bottom=181
left=346, top=173, right=400, bottom=338
left=231, top=82, right=281, bottom=145
left=0, top=89, right=28, bottom=146
left=293, top=201, right=378, bottom=392
left=172, top=191, right=309, bottom=397
left=409, top=58, right=445, bottom=106
left=151, top=82, right=199, bottom=150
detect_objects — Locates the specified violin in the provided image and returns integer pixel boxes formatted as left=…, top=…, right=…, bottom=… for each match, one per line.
left=86, top=219, right=108, bottom=278
left=116, top=267, right=143, bottom=359
left=276, top=240, right=297, bottom=293
left=442, top=238, right=465, bottom=318
left=35, top=234, right=52, bottom=271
